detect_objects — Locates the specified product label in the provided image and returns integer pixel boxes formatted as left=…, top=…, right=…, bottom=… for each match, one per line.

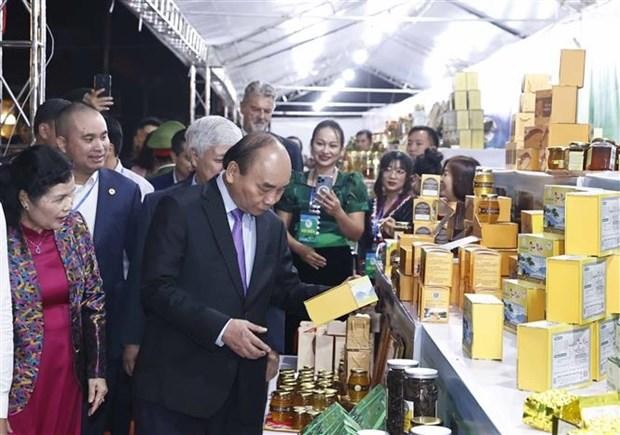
left=414, top=201, right=432, bottom=221
left=551, top=327, right=590, bottom=389
left=601, top=197, right=620, bottom=252
left=472, top=255, right=501, bottom=289
left=582, top=261, right=606, bottom=320
left=567, top=152, right=585, bottom=171
left=503, top=285, right=526, bottom=327
left=599, top=318, right=615, bottom=376
left=422, top=288, right=448, bottom=322
left=427, top=254, right=451, bottom=285
left=421, top=176, right=440, bottom=197
left=518, top=253, right=546, bottom=282
left=297, top=213, right=319, bottom=243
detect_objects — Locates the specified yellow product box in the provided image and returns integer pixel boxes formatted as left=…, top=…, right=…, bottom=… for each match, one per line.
left=413, top=241, right=436, bottom=277
left=467, top=90, right=481, bottom=110
left=550, top=86, right=578, bottom=124
left=503, top=278, right=545, bottom=331
left=421, top=247, right=453, bottom=287
left=497, top=248, right=518, bottom=276
left=606, top=253, right=620, bottom=315
left=452, top=91, right=468, bottom=111
left=543, top=185, right=591, bottom=234
left=419, top=285, right=449, bottom=323
left=453, top=72, right=467, bottom=90
left=465, top=195, right=512, bottom=223
left=512, top=112, right=536, bottom=141
left=522, top=74, right=551, bottom=93
left=608, top=356, right=620, bottom=391
left=463, top=294, right=504, bottom=360
left=469, top=249, right=502, bottom=290
left=413, top=221, right=435, bottom=243
left=397, top=232, right=415, bottom=248
left=517, top=321, right=592, bottom=392
left=517, top=233, right=565, bottom=283
left=398, top=270, right=414, bottom=302
left=546, top=255, right=606, bottom=325
left=559, top=48, right=586, bottom=88
left=399, top=245, right=414, bottom=275
left=520, top=92, right=536, bottom=113
left=451, top=258, right=460, bottom=307
left=471, top=129, right=484, bottom=149
left=520, top=210, right=543, bottom=234
left=458, top=129, right=472, bottom=148
left=459, top=244, right=483, bottom=287
left=346, top=314, right=371, bottom=350
left=565, top=191, right=620, bottom=257
left=469, top=110, right=484, bottom=131
left=466, top=71, right=478, bottom=90
left=479, top=222, right=518, bottom=249
left=456, top=110, right=470, bottom=130
left=383, top=239, right=398, bottom=277
left=413, top=197, right=438, bottom=222
left=420, top=174, right=441, bottom=198
left=591, top=316, right=616, bottom=381
left=305, top=276, right=378, bottom=325
left=548, top=123, right=590, bottom=147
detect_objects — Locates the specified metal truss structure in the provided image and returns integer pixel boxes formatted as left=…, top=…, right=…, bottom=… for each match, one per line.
left=0, top=0, right=46, bottom=151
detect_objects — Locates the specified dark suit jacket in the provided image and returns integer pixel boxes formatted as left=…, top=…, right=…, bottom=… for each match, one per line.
left=94, top=168, right=141, bottom=360
left=149, top=170, right=175, bottom=191
left=133, top=179, right=323, bottom=420
left=273, top=133, right=303, bottom=172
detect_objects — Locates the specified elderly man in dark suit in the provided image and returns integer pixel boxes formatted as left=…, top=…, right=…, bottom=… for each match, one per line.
left=133, top=133, right=324, bottom=434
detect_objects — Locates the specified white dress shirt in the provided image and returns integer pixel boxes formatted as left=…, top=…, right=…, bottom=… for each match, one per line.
left=114, top=159, right=154, bottom=201
left=72, top=171, right=99, bottom=235
left=214, top=173, right=256, bottom=346
left=0, top=203, right=13, bottom=418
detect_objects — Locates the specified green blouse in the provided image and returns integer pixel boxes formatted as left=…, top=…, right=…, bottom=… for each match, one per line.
left=276, top=171, right=369, bottom=248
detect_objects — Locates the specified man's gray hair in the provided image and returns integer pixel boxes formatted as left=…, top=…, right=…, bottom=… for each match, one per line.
left=185, top=116, right=242, bottom=154
left=242, top=80, right=276, bottom=103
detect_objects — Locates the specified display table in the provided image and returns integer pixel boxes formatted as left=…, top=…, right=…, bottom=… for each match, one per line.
left=374, top=270, right=611, bottom=435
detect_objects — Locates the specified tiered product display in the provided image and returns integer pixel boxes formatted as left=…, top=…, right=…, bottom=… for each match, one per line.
left=442, top=71, right=485, bottom=148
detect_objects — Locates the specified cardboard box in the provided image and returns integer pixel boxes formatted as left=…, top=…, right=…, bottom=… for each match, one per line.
left=524, top=126, right=548, bottom=149
left=413, top=221, right=435, bottom=243
left=522, top=74, right=551, bottom=93
left=383, top=239, right=398, bottom=277
left=543, top=185, right=591, bottom=234
left=516, top=148, right=541, bottom=171
left=550, top=86, right=578, bottom=124
left=565, top=191, right=620, bottom=256
left=315, top=324, right=334, bottom=373
left=466, top=71, right=478, bottom=90
left=451, top=258, right=460, bottom=306
left=517, top=233, right=565, bottom=283
left=546, top=255, right=606, bottom=325
left=453, top=72, right=467, bottom=90
left=397, top=232, right=415, bottom=248
left=459, top=244, right=483, bottom=287
left=413, top=242, right=436, bottom=277
left=548, top=123, right=590, bottom=146
left=419, top=285, right=450, bottom=323
left=463, top=294, right=504, bottom=360
left=470, top=249, right=502, bottom=290
left=468, top=90, right=481, bottom=110
left=398, top=270, right=414, bottom=302
left=452, top=91, right=468, bottom=110
left=305, top=276, right=378, bottom=325
left=520, top=210, right=543, bottom=233
left=606, top=254, right=620, bottom=315
left=456, top=111, right=470, bottom=130
left=479, top=222, right=518, bottom=249
left=421, top=247, right=453, bottom=287
left=517, top=321, right=591, bottom=392
left=497, top=248, right=518, bottom=276
left=591, top=316, right=616, bottom=381
left=297, top=321, right=317, bottom=370
left=503, top=279, right=545, bottom=331
left=413, top=197, right=438, bottom=222
left=512, top=112, right=535, bottom=141
left=465, top=195, right=512, bottom=223
left=420, top=174, right=441, bottom=198
left=469, top=110, right=484, bottom=130
left=559, top=49, right=586, bottom=88
left=458, top=129, right=472, bottom=148
left=334, top=336, right=346, bottom=370
left=399, top=246, right=414, bottom=275
left=346, top=348, right=372, bottom=381
left=346, top=314, right=371, bottom=350
left=520, top=92, right=536, bottom=113
left=471, top=129, right=484, bottom=149
left=535, top=89, right=552, bottom=127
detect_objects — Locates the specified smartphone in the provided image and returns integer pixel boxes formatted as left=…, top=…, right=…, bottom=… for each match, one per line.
left=93, top=73, right=112, bottom=97
left=315, top=175, right=333, bottom=195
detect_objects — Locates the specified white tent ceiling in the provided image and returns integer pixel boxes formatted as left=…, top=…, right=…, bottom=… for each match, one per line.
left=174, top=0, right=594, bottom=100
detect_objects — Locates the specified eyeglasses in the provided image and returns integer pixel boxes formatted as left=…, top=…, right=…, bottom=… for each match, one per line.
left=382, top=167, right=407, bottom=176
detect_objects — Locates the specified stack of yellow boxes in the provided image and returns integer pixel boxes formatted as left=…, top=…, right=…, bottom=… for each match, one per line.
left=464, top=192, right=518, bottom=252
left=506, top=49, right=590, bottom=171
left=418, top=246, right=452, bottom=323
left=412, top=174, right=441, bottom=242
left=516, top=187, right=620, bottom=391
left=442, top=71, right=484, bottom=149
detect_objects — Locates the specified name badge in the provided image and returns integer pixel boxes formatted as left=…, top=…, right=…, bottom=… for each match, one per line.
left=298, top=213, right=320, bottom=243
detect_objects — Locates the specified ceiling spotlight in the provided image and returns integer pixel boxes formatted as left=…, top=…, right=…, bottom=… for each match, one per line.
left=342, top=68, right=355, bottom=82
left=353, top=49, right=369, bottom=65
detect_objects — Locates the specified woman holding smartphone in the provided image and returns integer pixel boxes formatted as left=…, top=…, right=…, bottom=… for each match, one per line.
left=276, top=120, right=369, bottom=353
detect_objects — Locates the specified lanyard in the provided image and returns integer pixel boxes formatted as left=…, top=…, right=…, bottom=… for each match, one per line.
left=72, top=178, right=98, bottom=211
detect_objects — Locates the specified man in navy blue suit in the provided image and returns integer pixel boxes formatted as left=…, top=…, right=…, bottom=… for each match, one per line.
left=55, top=103, right=141, bottom=435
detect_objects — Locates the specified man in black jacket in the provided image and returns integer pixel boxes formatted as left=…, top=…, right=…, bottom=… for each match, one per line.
left=133, top=133, right=323, bottom=434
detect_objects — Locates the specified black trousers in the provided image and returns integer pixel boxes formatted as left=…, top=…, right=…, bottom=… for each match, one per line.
left=285, top=245, right=353, bottom=354
left=135, top=375, right=263, bottom=435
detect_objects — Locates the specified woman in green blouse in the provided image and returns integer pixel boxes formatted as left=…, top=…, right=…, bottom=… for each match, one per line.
left=276, top=119, right=369, bottom=353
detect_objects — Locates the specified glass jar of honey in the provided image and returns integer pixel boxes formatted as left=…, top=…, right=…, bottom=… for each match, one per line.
left=270, top=390, right=292, bottom=424
left=476, top=194, right=500, bottom=224
left=347, top=369, right=370, bottom=403
left=566, top=142, right=588, bottom=171
left=291, top=406, right=309, bottom=430
left=312, top=389, right=327, bottom=411
left=586, top=138, right=617, bottom=171
left=473, top=168, right=494, bottom=197
left=546, top=147, right=568, bottom=170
